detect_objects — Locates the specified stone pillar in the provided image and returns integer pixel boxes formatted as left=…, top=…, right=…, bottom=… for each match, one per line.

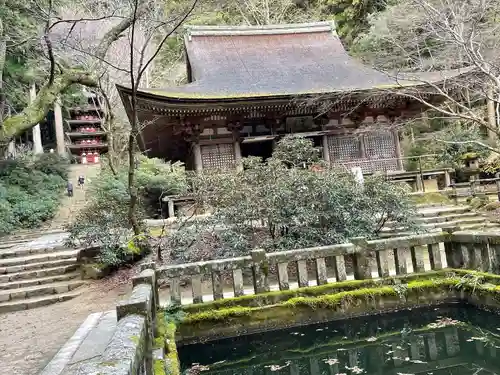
left=30, top=83, right=43, bottom=154
left=392, top=128, right=403, bottom=171
left=444, top=170, right=451, bottom=189
left=322, top=135, right=330, bottom=165
left=250, top=249, right=270, bottom=293
left=193, top=141, right=202, bottom=172
left=167, top=199, right=175, bottom=218
left=6, top=140, right=15, bottom=158
left=234, top=140, right=243, bottom=171
left=54, top=98, right=66, bottom=156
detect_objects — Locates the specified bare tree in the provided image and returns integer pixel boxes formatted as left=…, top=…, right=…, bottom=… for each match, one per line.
left=118, top=0, right=198, bottom=235
left=53, top=0, right=198, bottom=234
left=0, top=0, right=151, bottom=146
left=355, top=0, right=500, bottom=152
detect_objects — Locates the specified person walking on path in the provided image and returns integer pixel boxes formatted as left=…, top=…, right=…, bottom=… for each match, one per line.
left=78, top=175, right=85, bottom=189
left=67, top=181, right=74, bottom=197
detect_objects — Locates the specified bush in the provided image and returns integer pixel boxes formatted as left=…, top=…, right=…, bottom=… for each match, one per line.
left=66, top=156, right=187, bottom=268
left=0, top=154, right=69, bottom=235
left=166, top=136, right=421, bottom=264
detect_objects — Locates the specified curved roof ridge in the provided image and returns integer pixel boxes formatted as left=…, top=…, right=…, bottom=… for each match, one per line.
left=186, top=21, right=336, bottom=38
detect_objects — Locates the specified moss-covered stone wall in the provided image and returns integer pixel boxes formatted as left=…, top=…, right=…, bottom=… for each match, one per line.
left=175, top=269, right=500, bottom=344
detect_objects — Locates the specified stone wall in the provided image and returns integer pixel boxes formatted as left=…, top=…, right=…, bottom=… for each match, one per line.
left=63, top=269, right=158, bottom=375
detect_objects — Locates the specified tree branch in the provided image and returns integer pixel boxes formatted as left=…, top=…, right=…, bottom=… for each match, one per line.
left=0, top=69, right=97, bottom=143
left=434, top=138, right=500, bottom=154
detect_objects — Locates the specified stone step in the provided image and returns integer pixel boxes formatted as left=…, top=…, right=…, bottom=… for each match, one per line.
left=0, top=272, right=80, bottom=291
left=417, top=206, right=471, bottom=217
left=0, top=249, right=79, bottom=267
left=0, top=239, right=31, bottom=249
left=0, top=264, right=78, bottom=283
left=382, top=219, right=487, bottom=234
left=428, top=217, right=487, bottom=229
left=0, top=280, right=84, bottom=302
left=385, top=213, right=481, bottom=228
left=0, top=258, right=78, bottom=275
left=3, top=228, right=66, bottom=242
left=0, top=289, right=82, bottom=314
left=0, top=244, right=72, bottom=259
left=416, top=212, right=481, bottom=224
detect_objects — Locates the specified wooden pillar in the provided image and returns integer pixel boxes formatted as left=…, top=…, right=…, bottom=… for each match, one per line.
left=392, top=128, right=403, bottom=171
left=487, top=88, right=497, bottom=141
left=234, top=140, right=243, bottom=171
left=30, top=83, right=43, bottom=154
left=322, top=135, right=330, bottom=165
left=193, top=141, right=202, bottom=172
left=54, top=98, right=66, bottom=156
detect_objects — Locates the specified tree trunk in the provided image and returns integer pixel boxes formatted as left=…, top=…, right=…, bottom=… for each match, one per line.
left=0, top=0, right=7, bottom=154
left=128, top=94, right=141, bottom=236
left=0, top=69, right=96, bottom=144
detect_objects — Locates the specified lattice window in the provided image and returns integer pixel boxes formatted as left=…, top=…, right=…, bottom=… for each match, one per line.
left=329, top=132, right=399, bottom=174
left=364, top=130, right=396, bottom=159
left=201, top=143, right=235, bottom=170
left=327, top=135, right=361, bottom=161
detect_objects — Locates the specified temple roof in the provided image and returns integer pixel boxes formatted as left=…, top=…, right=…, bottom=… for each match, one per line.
left=119, top=21, right=470, bottom=101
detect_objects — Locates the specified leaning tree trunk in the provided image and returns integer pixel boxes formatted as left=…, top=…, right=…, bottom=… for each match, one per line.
left=0, top=0, right=8, bottom=154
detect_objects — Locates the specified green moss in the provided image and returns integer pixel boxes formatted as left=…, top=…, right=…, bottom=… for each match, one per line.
left=155, top=312, right=168, bottom=349
left=284, top=286, right=397, bottom=309
left=411, top=192, right=451, bottom=205
left=461, top=152, right=479, bottom=160
left=184, top=281, right=448, bottom=324
left=154, top=359, right=166, bottom=375
left=164, top=322, right=180, bottom=375
left=129, top=335, right=140, bottom=345
left=183, top=270, right=450, bottom=314
left=184, top=307, right=253, bottom=324
left=101, top=361, right=117, bottom=367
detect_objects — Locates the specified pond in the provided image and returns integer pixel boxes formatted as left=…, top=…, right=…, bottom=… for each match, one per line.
left=178, top=304, right=500, bottom=375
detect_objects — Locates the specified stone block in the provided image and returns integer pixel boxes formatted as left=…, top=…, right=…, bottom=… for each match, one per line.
left=116, top=284, right=152, bottom=321
left=6, top=265, right=24, bottom=273
left=81, top=264, right=110, bottom=280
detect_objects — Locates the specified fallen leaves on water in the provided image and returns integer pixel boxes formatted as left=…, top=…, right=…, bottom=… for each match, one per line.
left=323, top=358, right=339, bottom=365
left=345, top=365, right=364, bottom=374
left=264, top=361, right=291, bottom=371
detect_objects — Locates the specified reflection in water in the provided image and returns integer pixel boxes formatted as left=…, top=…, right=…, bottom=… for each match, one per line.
left=178, top=304, right=500, bottom=375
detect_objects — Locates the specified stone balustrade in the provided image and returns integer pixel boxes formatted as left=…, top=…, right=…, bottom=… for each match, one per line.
left=155, top=233, right=450, bottom=305
left=154, top=231, right=500, bottom=305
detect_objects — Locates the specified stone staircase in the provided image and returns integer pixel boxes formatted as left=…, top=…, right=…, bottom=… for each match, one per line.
left=382, top=204, right=500, bottom=237
left=0, top=232, right=84, bottom=313
left=50, top=163, right=100, bottom=229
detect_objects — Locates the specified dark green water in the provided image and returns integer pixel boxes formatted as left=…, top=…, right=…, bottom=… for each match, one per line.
left=178, top=304, right=500, bottom=375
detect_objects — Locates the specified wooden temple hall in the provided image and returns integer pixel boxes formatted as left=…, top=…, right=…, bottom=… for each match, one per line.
left=117, top=22, right=466, bottom=174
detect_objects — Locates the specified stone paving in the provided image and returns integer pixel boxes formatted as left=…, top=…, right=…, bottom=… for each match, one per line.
left=0, top=281, right=131, bottom=375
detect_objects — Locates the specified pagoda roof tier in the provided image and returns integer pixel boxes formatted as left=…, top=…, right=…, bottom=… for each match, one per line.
left=66, top=131, right=107, bottom=137
left=67, top=143, right=108, bottom=150
left=117, top=21, right=470, bottom=113
left=66, top=119, right=103, bottom=125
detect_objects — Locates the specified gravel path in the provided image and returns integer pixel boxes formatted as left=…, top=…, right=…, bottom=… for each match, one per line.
left=0, top=280, right=132, bottom=375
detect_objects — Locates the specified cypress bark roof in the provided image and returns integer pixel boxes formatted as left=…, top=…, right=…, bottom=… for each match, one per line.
left=120, top=21, right=469, bottom=101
